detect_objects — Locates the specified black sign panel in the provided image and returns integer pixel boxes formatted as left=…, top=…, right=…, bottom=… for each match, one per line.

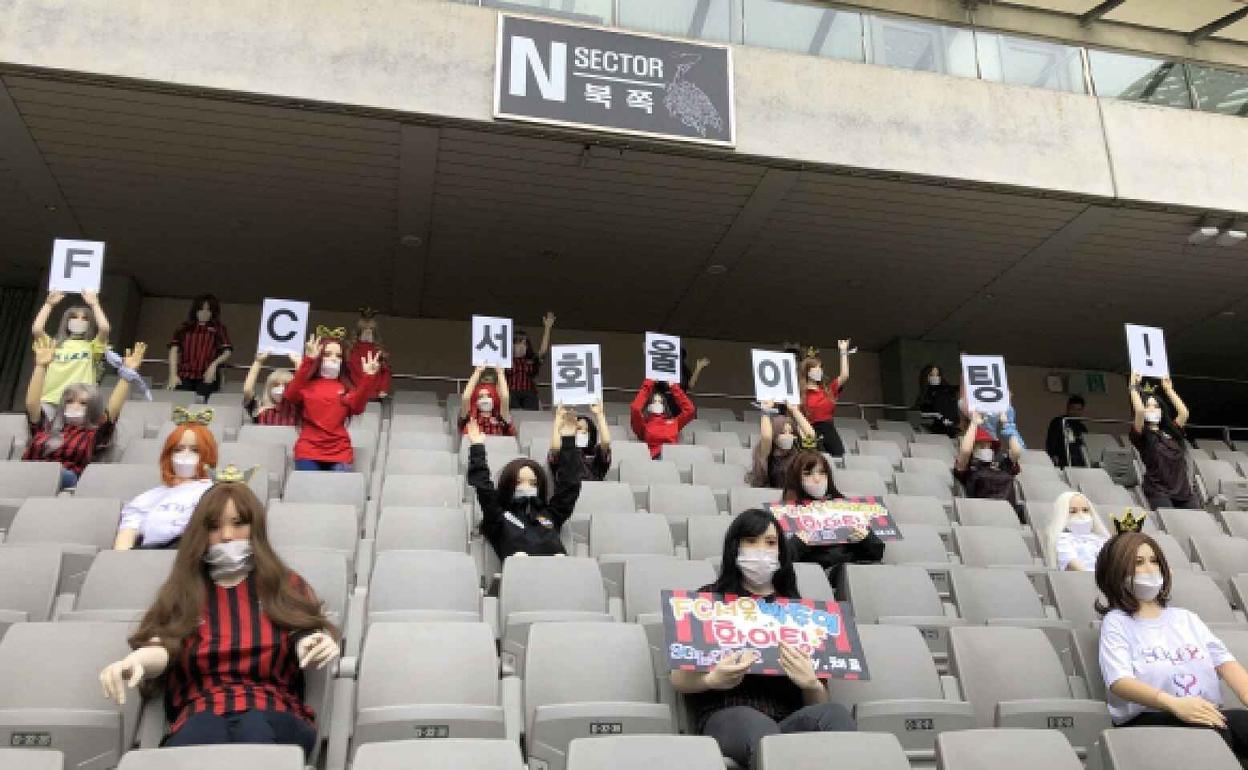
left=495, top=14, right=735, bottom=146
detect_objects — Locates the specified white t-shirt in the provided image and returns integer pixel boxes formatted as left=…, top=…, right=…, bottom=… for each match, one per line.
left=1099, top=607, right=1235, bottom=724
left=1056, top=531, right=1108, bottom=571
left=119, top=480, right=212, bottom=547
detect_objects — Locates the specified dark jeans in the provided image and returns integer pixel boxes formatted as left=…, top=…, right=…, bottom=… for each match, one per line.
left=164, top=710, right=317, bottom=758
left=812, top=420, right=845, bottom=458
left=511, top=390, right=540, bottom=410
left=1145, top=491, right=1202, bottom=510
left=702, top=703, right=856, bottom=770
left=293, top=459, right=350, bottom=472
left=177, top=377, right=221, bottom=400
left=1123, top=708, right=1248, bottom=765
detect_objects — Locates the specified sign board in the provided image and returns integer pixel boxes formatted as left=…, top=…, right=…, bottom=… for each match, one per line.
left=48, top=239, right=105, bottom=293
left=961, top=355, right=1010, bottom=414
left=751, top=349, right=800, bottom=404
left=662, top=591, right=868, bottom=680
left=550, top=343, right=602, bottom=405
left=257, top=298, right=309, bottom=358
left=1125, top=324, right=1170, bottom=378
left=494, top=14, right=735, bottom=147
left=472, top=315, right=513, bottom=368
left=645, top=332, right=681, bottom=383
left=770, top=497, right=901, bottom=545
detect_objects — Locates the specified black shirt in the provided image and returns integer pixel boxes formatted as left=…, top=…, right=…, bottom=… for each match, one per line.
left=955, top=458, right=1020, bottom=507
left=1130, top=427, right=1193, bottom=501
left=470, top=437, right=582, bottom=559
left=1045, top=416, right=1087, bottom=468
left=915, top=384, right=960, bottom=437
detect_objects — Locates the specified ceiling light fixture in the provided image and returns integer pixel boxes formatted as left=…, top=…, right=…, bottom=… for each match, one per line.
left=1188, top=218, right=1220, bottom=245
left=1216, top=224, right=1247, bottom=248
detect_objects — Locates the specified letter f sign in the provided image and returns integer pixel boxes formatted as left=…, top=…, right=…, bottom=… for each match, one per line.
left=509, top=36, right=567, bottom=102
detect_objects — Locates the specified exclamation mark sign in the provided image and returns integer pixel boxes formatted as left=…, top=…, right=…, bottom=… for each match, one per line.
left=1143, top=334, right=1153, bottom=368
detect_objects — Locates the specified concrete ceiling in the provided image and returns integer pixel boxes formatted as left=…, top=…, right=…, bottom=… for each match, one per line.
left=1000, top=0, right=1248, bottom=42
left=2, top=68, right=1247, bottom=379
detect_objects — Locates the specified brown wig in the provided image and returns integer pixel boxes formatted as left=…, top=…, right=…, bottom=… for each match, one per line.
left=185, top=294, right=222, bottom=325
left=496, top=456, right=550, bottom=505
left=129, top=483, right=337, bottom=663
left=1094, top=532, right=1172, bottom=616
left=781, top=449, right=842, bottom=503
left=799, top=356, right=831, bottom=394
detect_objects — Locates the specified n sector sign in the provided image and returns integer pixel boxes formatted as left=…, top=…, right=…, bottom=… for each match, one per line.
left=494, top=14, right=735, bottom=147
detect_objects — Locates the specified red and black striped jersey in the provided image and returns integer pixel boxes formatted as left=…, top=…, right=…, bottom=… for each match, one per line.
left=24, top=415, right=114, bottom=475
left=170, top=323, right=232, bottom=380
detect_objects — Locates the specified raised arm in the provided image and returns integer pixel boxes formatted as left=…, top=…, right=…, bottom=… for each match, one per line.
left=283, top=336, right=321, bottom=406
left=787, top=402, right=817, bottom=441
left=494, top=365, right=511, bottom=422
left=1161, top=377, right=1189, bottom=428
left=538, top=311, right=555, bottom=358
left=670, top=383, right=696, bottom=429
left=25, top=335, right=55, bottom=423
left=106, top=343, right=145, bottom=421
left=343, top=350, right=381, bottom=415
left=630, top=379, right=655, bottom=439
left=1128, top=371, right=1145, bottom=433
left=548, top=433, right=583, bottom=525
left=549, top=404, right=570, bottom=452
left=464, top=422, right=504, bottom=538
left=31, top=291, right=64, bottom=338
left=81, top=290, right=110, bottom=342
left=954, top=412, right=983, bottom=472
left=835, top=339, right=850, bottom=388
left=689, top=357, right=710, bottom=389
left=757, top=401, right=774, bottom=456
left=460, top=366, right=484, bottom=420
left=590, top=399, right=611, bottom=446
left=242, top=351, right=268, bottom=402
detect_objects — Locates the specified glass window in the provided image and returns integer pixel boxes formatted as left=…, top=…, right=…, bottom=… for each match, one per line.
left=618, top=0, right=734, bottom=43
left=482, top=0, right=613, bottom=26
left=1088, top=49, right=1191, bottom=108
left=866, top=14, right=977, bottom=78
left=975, top=31, right=1085, bottom=94
left=1188, top=64, right=1248, bottom=117
left=743, top=0, right=864, bottom=63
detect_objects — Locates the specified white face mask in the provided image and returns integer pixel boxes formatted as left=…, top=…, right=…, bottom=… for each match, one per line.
left=575, top=432, right=590, bottom=449
left=67, top=317, right=89, bottom=335
left=1143, top=409, right=1162, bottom=424
left=928, top=375, right=942, bottom=387
left=1066, top=516, right=1094, bottom=535
left=172, top=451, right=200, bottom=479
left=196, top=309, right=212, bottom=324
left=319, top=359, right=341, bottom=379
left=974, top=447, right=995, bottom=463
left=1128, top=571, right=1164, bottom=602
left=477, top=397, right=494, bottom=414
left=737, top=548, right=780, bottom=588
left=359, top=330, right=374, bottom=343
left=648, top=402, right=666, bottom=416
left=774, top=433, right=795, bottom=451
left=801, top=476, right=828, bottom=499
left=63, top=404, right=87, bottom=425
left=808, top=368, right=823, bottom=382
left=204, top=539, right=254, bottom=581
left=270, top=386, right=285, bottom=402
left=513, top=486, right=538, bottom=499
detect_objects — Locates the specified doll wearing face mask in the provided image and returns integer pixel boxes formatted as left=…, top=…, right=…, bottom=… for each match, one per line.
left=1128, top=372, right=1199, bottom=511
left=114, top=423, right=218, bottom=550
left=282, top=334, right=380, bottom=472
left=954, top=411, right=1024, bottom=517
left=30, top=290, right=112, bottom=415
left=549, top=403, right=613, bottom=483
left=242, top=351, right=300, bottom=426
left=630, top=378, right=696, bottom=459
left=458, top=366, right=517, bottom=439
left=346, top=311, right=392, bottom=400
left=1045, top=492, right=1110, bottom=571
left=749, top=402, right=818, bottom=489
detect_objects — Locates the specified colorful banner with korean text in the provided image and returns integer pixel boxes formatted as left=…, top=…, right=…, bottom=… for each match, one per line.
left=770, top=497, right=901, bottom=545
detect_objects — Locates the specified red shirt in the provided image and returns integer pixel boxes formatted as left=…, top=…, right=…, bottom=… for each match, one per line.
left=283, top=357, right=374, bottom=463
left=802, top=381, right=841, bottom=423
left=170, top=322, right=232, bottom=380
left=630, top=379, right=695, bottom=459
left=244, top=397, right=301, bottom=427
left=345, top=340, right=391, bottom=399
left=506, top=356, right=540, bottom=394
left=166, top=575, right=315, bottom=733
left=24, top=414, right=115, bottom=475
left=459, top=412, right=516, bottom=437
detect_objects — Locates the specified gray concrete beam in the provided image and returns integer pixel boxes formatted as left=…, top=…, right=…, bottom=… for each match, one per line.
left=0, top=74, right=80, bottom=237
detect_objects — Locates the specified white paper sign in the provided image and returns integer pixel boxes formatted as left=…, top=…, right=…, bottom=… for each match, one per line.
left=1125, top=323, right=1170, bottom=378
left=751, top=350, right=800, bottom=404
left=257, top=298, right=309, bottom=358
left=645, top=332, right=681, bottom=384
left=961, top=355, right=1011, bottom=414
left=48, top=239, right=105, bottom=293
left=550, top=344, right=602, bottom=406
left=472, top=315, right=513, bottom=368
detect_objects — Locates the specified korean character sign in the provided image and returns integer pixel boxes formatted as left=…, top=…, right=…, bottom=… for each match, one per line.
left=662, top=591, right=869, bottom=680
left=961, top=355, right=1010, bottom=415
left=645, top=332, right=681, bottom=384
left=1124, top=324, right=1170, bottom=378
left=472, top=315, right=512, bottom=368
left=551, top=343, right=602, bottom=406
left=770, top=497, right=902, bottom=545
left=751, top=349, right=800, bottom=405
left=48, top=238, right=106, bottom=294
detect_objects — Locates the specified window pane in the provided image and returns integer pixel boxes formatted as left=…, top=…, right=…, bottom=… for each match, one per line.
left=482, top=0, right=612, bottom=25
left=1189, top=64, right=1248, bottom=117
left=743, top=0, right=864, bottom=62
left=1088, top=49, right=1191, bottom=108
left=976, top=31, right=1085, bottom=94
left=618, top=0, right=733, bottom=43
left=866, top=14, right=977, bottom=78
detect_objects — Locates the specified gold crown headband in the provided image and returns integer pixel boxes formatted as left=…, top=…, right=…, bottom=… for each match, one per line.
left=805, top=346, right=820, bottom=359
left=315, top=325, right=347, bottom=340
left=358, top=306, right=378, bottom=319
left=1138, top=381, right=1158, bottom=395
left=211, top=464, right=258, bottom=485
left=171, top=406, right=214, bottom=426
left=1113, top=508, right=1147, bottom=534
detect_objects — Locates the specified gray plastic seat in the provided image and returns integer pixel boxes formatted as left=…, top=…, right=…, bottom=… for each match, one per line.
left=6, top=497, right=123, bottom=592
left=622, top=558, right=716, bottom=624
left=1048, top=570, right=1104, bottom=628
left=825, top=625, right=972, bottom=760
left=884, top=494, right=952, bottom=535
left=758, top=732, right=911, bottom=770
left=1149, top=531, right=1197, bottom=570
left=895, top=472, right=953, bottom=504
left=118, top=438, right=164, bottom=464
left=389, top=432, right=454, bottom=452
left=843, top=564, right=963, bottom=659
left=499, top=556, right=611, bottom=675
left=351, top=738, right=523, bottom=770
left=367, top=550, right=482, bottom=625
left=647, top=484, right=718, bottom=543
left=952, top=526, right=1036, bottom=568
left=936, top=728, right=1082, bottom=770
left=728, top=486, right=781, bottom=515
left=0, top=460, right=62, bottom=528
left=0, top=747, right=64, bottom=769
left=794, top=563, right=835, bottom=600
left=691, top=461, right=748, bottom=511
left=590, top=514, right=676, bottom=597
left=844, top=454, right=896, bottom=482
left=721, top=445, right=755, bottom=470
left=619, top=460, right=680, bottom=487
left=58, top=549, right=175, bottom=622
left=218, top=440, right=288, bottom=490
left=457, top=436, right=520, bottom=470
left=909, top=442, right=955, bottom=464
left=1219, top=509, right=1248, bottom=538
left=1020, top=464, right=1064, bottom=484
left=380, top=473, right=462, bottom=509
left=0, top=545, right=62, bottom=631
left=525, top=622, right=671, bottom=770
left=862, top=435, right=906, bottom=461
left=658, top=444, right=715, bottom=482
left=385, top=448, right=458, bottom=476
left=375, top=506, right=469, bottom=553
left=879, top=523, right=954, bottom=592
left=954, top=498, right=1020, bottom=528
left=1190, top=535, right=1248, bottom=592
left=949, top=567, right=1071, bottom=662
left=1169, top=570, right=1241, bottom=626
left=1019, top=450, right=1056, bottom=467
left=1220, top=629, right=1248, bottom=709
left=1102, top=725, right=1241, bottom=770
left=575, top=481, right=637, bottom=515
left=1019, top=479, right=1072, bottom=504
left=117, top=745, right=304, bottom=769
left=284, top=471, right=365, bottom=517
left=235, top=424, right=298, bottom=448
left=0, top=621, right=141, bottom=770
left=902, top=456, right=953, bottom=479
left=73, top=464, right=161, bottom=502
left=266, top=501, right=359, bottom=574
left=695, top=431, right=745, bottom=451
left=833, top=469, right=889, bottom=498
left=949, top=626, right=1110, bottom=757
left=392, top=414, right=449, bottom=433
left=687, top=516, right=731, bottom=562
left=568, top=735, right=722, bottom=770
left=278, top=548, right=349, bottom=631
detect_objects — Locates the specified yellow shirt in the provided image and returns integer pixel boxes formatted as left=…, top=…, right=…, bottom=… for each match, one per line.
left=40, top=336, right=107, bottom=405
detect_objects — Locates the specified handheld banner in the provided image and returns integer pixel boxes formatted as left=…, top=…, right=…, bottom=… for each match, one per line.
left=770, top=497, right=901, bottom=545
left=1125, top=323, right=1169, bottom=378
left=48, top=239, right=105, bottom=293
left=645, top=332, right=681, bottom=384
left=662, top=591, right=869, bottom=680
left=751, top=349, right=800, bottom=404
left=961, top=354, right=1010, bottom=414
left=472, top=315, right=513, bottom=368
left=257, top=298, right=309, bottom=358
left=551, top=343, right=602, bottom=405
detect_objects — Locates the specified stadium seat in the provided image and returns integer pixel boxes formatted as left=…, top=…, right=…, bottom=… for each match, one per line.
left=951, top=526, right=1037, bottom=568
left=285, top=471, right=365, bottom=518
left=568, top=735, right=722, bottom=770
left=622, top=558, right=716, bottom=624
left=659, top=445, right=715, bottom=482
left=279, top=548, right=349, bottom=630
left=236, top=424, right=298, bottom=448
left=823, top=625, right=972, bottom=760
left=690, top=461, right=748, bottom=510
left=842, top=564, right=963, bottom=660
left=833, top=469, right=889, bottom=498
left=793, top=562, right=835, bottom=600
left=1217, top=509, right=1248, bottom=538
left=0, top=621, right=140, bottom=770
left=1233, top=576, right=1248, bottom=617
left=697, top=408, right=738, bottom=424
left=0, top=747, right=64, bottom=770
left=954, top=498, right=1021, bottom=528
left=1221, top=629, right=1248, bottom=709
left=884, top=494, right=952, bottom=538
left=647, top=484, right=719, bottom=543
left=894, top=472, right=953, bottom=505
left=1101, top=726, right=1241, bottom=770
left=590, top=515, right=677, bottom=596
left=936, top=729, right=1082, bottom=770
left=948, top=626, right=1109, bottom=757
left=366, top=550, right=483, bottom=628
left=1047, top=570, right=1104, bottom=628
left=876, top=420, right=917, bottom=442
left=909, top=443, right=955, bottom=464
left=1019, top=464, right=1064, bottom=485
left=844, top=454, right=896, bottom=482
left=116, top=745, right=304, bottom=770
left=695, top=430, right=744, bottom=452
left=948, top=567, right=1071, bottom=664
left=1069, top=626, right=1105, bottom=701
left=384, top=448, right=458, bottom=477
left=389, top=432, right=454, bottom=452
left=687, top=516, right=731, bottom=562
left=1018, top=479, right=1072, bottom=504
left=0, top=545, right=62, bottom=632
left=1189, top=536, right=1248, bottom=593
left=1080, top=433, right=1121, bottom=465
left=392, top=414, right=448, bottom=434
left=1168, top=570, right=1243, bottom=627
left=867, top=430, right=909, bottom=454
left=73, top=463, right=160, bottom=502
left=1153, top=508, right=1224, bottom=554
left=374, top=505, right=469, bottom=554
left=902, top=456, right=953, bottom=479
left=266, top=501, right=361, bottom=578
left=498, top=557, right=613, bottom=674
left=379, top=473, right=461, bottom=509
left=217, top=441, right=287, bottom=490
left=728, top=486, right=781, bottom=515
left=525, top=622, right=671, bottom=770
left=719, top=445, right=753, bottom=471
left=1087, top=486, right=1136, bottom=508
left=0, top=461, right=62, bottom=528
left=758, top=732, right=910, bottom=770
left=838, top=418, right=870, bottom=438
left=351, top=738, right=524, bottom=769
left=619, top=460, right=681, bottom=491
left=458, top=436, right=521, bottom=470
left=118, top=438, right=163, bottom=464
left=880, top=523, right=955, bottom=593
left=1149, top=531, right=1197, bottom=571
left=1018, top=450, right=1055, bottom=467
left=857, top=439, right=904, bottom=468
left=5, top=497, right=122, bottom=592
left=56, top=549, right=174, bottom=622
